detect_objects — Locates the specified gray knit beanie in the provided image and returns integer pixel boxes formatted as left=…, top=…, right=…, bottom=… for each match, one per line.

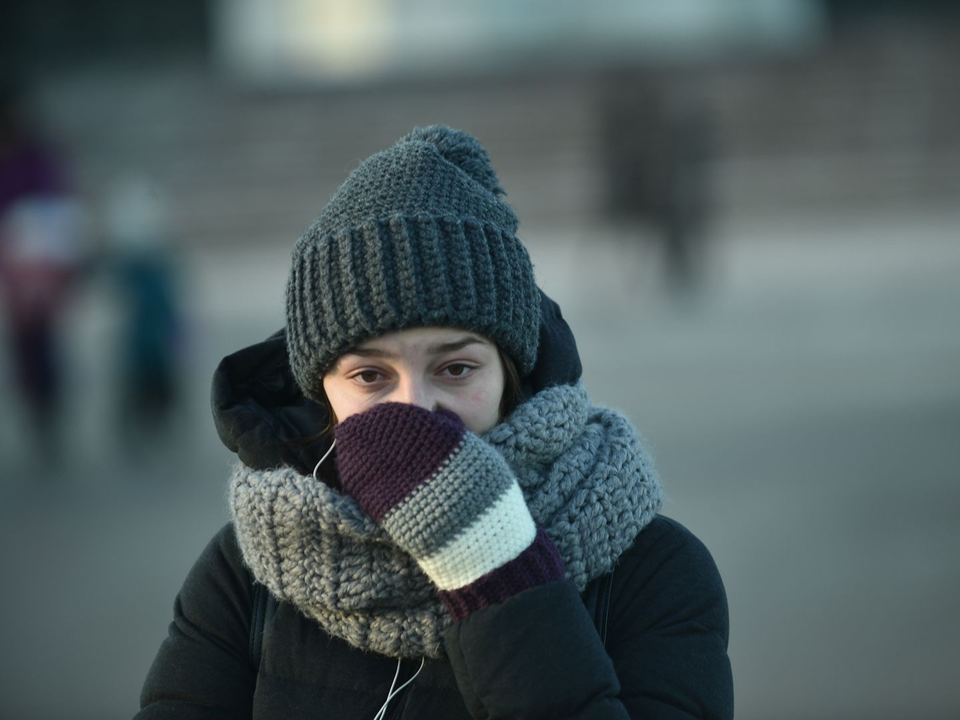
left=285, top=125, right=541, bottom=403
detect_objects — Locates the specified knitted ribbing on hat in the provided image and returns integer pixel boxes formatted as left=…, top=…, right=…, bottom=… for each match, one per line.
left=285, top=126, right=541, bottom=402
left=229, top=382, right=663, bottom=659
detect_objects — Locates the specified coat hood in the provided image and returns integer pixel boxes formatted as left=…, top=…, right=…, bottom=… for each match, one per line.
left=211, top=289, right=582, bottom=474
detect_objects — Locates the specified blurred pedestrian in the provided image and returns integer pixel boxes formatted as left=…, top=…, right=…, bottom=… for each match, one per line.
left=599, top=73, right=716, bottom=292
left=102, top=174, right=184, bottom=452
left=0, top=81, right=83, bottom=461
left=137, top=126, right=733, bottom=718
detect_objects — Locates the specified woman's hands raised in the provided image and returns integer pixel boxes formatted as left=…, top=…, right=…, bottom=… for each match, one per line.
left=335, top=403, right=565, bottom=620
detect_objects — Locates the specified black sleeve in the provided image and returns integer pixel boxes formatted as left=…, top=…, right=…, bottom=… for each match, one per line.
left=135, top=524, right=257, bottom=719
left=608, top=517, right=733, bottom=719
left=443, top=516, right=733, bottom=719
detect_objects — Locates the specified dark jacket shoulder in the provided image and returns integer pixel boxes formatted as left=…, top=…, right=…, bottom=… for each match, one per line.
left=614, top=515, right=729, bottom=627
left=137, top=524, right=257, bottom=719
left=606, top=515, right=734, bottom=719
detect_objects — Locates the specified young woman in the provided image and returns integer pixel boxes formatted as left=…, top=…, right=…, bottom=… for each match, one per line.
left=136, top=126, right=733, bottom=719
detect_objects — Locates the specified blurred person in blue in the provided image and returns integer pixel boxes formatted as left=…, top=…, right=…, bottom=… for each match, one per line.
left=136, top=126, right=733, bottom=719
left=102, top=174, right=184, bottom=451
left=0, top=81, right=83, bottom=461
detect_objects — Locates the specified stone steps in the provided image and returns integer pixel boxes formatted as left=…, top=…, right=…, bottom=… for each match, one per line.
left=36, top=22, right=960, bottom=247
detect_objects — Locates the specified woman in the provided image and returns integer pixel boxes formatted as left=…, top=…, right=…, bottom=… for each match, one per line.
left=136, top=126, right=733, bottom=719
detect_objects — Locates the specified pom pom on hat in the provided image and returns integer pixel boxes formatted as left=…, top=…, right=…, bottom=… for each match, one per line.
left=399, top=125, right=505, bottom=197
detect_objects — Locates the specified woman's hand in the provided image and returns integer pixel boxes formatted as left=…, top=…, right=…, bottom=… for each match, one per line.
left=334, top=402, right=564, bottom=619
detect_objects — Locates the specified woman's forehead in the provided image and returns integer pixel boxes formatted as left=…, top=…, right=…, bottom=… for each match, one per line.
left=348, top=327, right=495, bottom=356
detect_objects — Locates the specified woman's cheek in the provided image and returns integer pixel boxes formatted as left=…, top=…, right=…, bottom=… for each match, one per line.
left=459, top=384, right=493, bottom=411
left=463, top=387, right=502, bottom=431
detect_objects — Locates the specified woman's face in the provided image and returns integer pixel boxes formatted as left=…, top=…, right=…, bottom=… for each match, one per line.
left=322, top=327, right=506, bottom=435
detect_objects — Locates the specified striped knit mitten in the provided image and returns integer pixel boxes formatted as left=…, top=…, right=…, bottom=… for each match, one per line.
left=334, top=402, right=565, bottom=621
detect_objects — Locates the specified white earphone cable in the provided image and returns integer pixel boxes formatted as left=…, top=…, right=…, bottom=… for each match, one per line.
left=372, top=656, right=425, bottom=720
left=312, top=438, right=337, bottom=482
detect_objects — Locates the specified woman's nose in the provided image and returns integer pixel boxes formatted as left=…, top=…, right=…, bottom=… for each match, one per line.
left=393, top=378, right=436, bottom=411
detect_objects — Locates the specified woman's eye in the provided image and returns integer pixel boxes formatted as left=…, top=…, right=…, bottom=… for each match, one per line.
left=444, top=364, right=470, bottom=377
left=356, top=370, right=381, bottom=384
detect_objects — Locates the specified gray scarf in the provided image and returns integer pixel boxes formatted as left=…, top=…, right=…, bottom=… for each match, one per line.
left=229, top=382, right=662, bottom=659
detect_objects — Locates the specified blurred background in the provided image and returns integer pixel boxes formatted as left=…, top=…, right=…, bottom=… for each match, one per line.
left=1, top=1, right=958, bottom=718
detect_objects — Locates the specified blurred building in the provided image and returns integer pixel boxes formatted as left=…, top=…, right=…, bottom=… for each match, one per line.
left=211, top=0, right=822, bottom=83
left=2, top=0, right=957, bottom=252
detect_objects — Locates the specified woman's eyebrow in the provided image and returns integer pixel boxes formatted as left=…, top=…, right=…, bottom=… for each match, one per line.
left=426, top=336, right=485, bottom=355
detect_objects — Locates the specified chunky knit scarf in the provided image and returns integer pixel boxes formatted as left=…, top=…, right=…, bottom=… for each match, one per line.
left=229, top=382, right=663, bottom=659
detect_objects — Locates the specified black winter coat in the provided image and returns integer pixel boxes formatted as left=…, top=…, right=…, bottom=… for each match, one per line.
left=137, top=516, right=731, bottom=719
left=136, top=293, right=733, bottom=718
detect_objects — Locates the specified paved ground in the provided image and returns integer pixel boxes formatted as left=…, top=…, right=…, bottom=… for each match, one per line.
left=1, top=208, right=959, bottom=720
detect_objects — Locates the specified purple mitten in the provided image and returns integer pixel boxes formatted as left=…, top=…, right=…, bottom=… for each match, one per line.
left=334, top=402, right=565, bottom=621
